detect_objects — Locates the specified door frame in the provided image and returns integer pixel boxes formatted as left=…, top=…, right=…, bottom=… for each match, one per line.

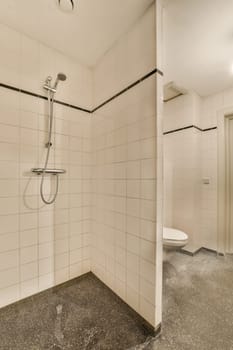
left=217, top=107, right=233, bottom=254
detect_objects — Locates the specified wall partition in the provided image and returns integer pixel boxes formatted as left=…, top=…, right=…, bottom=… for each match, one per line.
left=91, top=2, right=163, bottom=330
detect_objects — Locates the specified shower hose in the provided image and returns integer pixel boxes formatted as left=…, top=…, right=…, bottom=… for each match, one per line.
left=40, top=90, right=59, bottom=204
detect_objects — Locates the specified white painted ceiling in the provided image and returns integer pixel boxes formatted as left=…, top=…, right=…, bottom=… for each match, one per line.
left=163, top=0, right=233, bottom=97
left=0, top=0, right=153, bottom=67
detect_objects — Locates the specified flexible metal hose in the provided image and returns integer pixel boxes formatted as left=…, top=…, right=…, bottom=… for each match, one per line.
left=40, top=90, right=59, bottom=204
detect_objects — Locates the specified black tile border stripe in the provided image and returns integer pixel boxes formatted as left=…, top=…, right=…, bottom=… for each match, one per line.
left=163, top=125, right=193, bottom=135
left=92, top=68, right=163, bottom=113
left=53, top=98, right=91, bottom=113
left=163, top=125, right=217, bottom=135
left=0, top=68, right=163, bottom=115
left=202, top=126, right=218, bottom=132
left=0, top=82, right=91, bottom=113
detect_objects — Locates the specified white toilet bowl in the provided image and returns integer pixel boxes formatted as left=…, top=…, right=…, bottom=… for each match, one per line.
left=163, top=227, right=188, bottom=250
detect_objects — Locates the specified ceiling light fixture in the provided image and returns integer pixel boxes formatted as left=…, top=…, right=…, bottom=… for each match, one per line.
left=57, top=0, right=75, bottom=13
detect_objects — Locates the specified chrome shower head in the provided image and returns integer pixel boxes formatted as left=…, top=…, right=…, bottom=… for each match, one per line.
left=43, top=73, right=67, bottom=93
left=53, top=72, right=67, bottom=90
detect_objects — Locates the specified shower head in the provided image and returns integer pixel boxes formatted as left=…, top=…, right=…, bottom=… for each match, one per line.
left=53, top=72, right=67, bottom=90
left=43, top=73, right=67, bottom=93
left=57, top=73, right=67, bottom=81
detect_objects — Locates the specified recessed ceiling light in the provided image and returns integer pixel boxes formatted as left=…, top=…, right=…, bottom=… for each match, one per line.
left=57, top=0, right=75, bottom=13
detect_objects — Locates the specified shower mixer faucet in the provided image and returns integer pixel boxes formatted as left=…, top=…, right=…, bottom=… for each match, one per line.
left=31, top=73, right=67, bottom=204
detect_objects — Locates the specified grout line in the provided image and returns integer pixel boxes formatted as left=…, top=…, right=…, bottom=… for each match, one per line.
left=163, top=125, right=217, bottom=135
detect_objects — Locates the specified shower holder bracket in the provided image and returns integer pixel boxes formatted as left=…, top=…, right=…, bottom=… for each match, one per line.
left=45, top=142, right=53, bottom=148
left=31, top=168, right=66, bottom=175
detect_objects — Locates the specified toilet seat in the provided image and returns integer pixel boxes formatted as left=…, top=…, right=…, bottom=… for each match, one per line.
left=163, top=227, right=188, bottom=248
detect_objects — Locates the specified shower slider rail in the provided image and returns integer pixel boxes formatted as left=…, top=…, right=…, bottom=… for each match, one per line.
left=31, top=168, right=66, bottom=175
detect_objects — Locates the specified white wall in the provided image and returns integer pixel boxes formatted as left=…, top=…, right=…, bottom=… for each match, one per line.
left=91, top=3, right=163, bottom=329
left=200, top=89, right=226, bottom=252
left=163, top=93, right=202, bottom=251
left=163, top=93, right=201, bottom=130
left=0, top=23, right=92, bottom=307
left=163, top=87, right=233, bottom=252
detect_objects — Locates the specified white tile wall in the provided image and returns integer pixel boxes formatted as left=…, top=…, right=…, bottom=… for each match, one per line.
left=92, top=76, right=160, bottom=327
left=164, top=128, right=201, bottom=250
left=163, top=92, right=201, bottom=131
left=0, top=23, right=92, bottom=308
left=90, top=2, right=163, bottom=329
left=164, top=92, right=203, bottom=251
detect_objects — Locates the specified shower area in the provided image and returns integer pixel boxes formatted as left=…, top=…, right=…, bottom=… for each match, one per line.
left=0, top=0, right=163, bottom=349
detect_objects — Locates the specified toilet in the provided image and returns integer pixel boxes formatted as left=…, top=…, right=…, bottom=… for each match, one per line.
left=163, top=227, right=188, bottom=250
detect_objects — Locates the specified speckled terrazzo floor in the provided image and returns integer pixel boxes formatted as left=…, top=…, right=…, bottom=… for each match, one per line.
left=1, top=251, right=233, bottom=350
left=0, top=273, right=154, bottom=350
left=138, top=249, right=233, bottom=350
